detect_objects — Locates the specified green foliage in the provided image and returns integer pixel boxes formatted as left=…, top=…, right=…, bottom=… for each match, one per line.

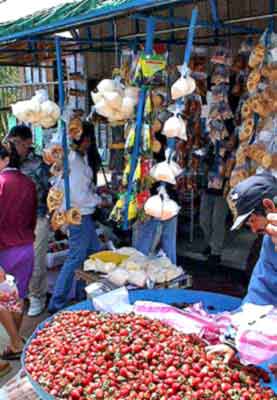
left=0, top=66, right=20, bottom=140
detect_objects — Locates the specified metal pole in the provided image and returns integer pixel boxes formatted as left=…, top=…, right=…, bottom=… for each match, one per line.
left=269, top=0, right=275, bottom=33
left=123, top=16, right=156, bottom=230
left=55, top=36, right=71, bottom=210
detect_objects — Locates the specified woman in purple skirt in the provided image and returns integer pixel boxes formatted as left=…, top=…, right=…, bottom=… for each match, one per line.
left=0, top=142, right=37, bottom=362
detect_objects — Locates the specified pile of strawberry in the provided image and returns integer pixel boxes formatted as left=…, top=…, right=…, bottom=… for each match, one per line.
left=25, top=311, right=277, bottom=400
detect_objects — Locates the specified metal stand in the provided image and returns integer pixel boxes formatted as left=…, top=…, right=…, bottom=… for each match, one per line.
left=55, top=36, right=70, bottom=210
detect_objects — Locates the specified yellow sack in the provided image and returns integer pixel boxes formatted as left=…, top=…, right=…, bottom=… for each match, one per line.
left=140, top=55, right=166, bottom=78
left=90, top=251, right=129, bottom=265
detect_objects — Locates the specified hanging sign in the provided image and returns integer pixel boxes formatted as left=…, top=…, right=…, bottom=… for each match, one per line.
left=140, top=54, right=166, bottom=78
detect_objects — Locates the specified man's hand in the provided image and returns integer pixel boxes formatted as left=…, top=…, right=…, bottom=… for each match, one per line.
left=266, top=213, right=277, bottom=245
left=206, top=344, right=236, bottom=364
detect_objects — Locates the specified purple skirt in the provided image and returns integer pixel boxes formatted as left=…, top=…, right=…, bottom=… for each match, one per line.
left=0, top=244, right=34, bottom=299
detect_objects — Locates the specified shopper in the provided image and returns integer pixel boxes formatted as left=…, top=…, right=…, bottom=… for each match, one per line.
left=200, top=134, right=237, bottom=265
left=0, top=142, right=36, bottom=359
left=8, top=125, right=50, bottom=317
left=48, top=123, right=102, bottom=313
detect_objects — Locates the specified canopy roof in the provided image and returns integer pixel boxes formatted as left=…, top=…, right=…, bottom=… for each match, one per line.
left=0, top=0, right=175, bottom=42
left=0, top=0, right=275, bottom=67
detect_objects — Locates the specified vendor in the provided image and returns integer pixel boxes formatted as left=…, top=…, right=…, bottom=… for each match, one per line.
left=229, top=173, right=277, bottom=306
left=206, top=174, right=277, bottom=365
left=48, top=123, right=105, bottom=313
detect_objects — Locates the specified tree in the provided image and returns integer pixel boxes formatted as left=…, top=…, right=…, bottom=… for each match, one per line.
left=0, top=66, right=20, bottom=139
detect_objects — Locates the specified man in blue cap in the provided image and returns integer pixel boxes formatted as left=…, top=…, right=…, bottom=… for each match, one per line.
left=206, top=173, right=277, bottom=365
left=229, top=172, right=277, bottom=306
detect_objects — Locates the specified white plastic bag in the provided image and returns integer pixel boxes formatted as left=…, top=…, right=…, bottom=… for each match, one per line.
left=95, top=99, right=114, bottom=119
left=171, top=76, right=196, bottom=100
left=40, top=100, right=61, bottom=121
left=144, top=186, right=180, bottom=221
left=163, top=114, right=187, bottom=140
left=121, top=96, right=136, bottom=117
left=91, top=91, right=103, bottom=104
left=103, top=91, right=123, bottom=111
left=97, top=79, right=117, bottom=94
left=93, top=287, right=133, bottom=313
left=128, top=270, right=147, bottom=288
left=124, top=86, right=140, bottom=101
left=107, top=268, right=129, bottom=286
left=150, top=162, right=177, bottom=184
left=144, top=194, right=164, bottom=218
left=34, top=89, right=49, bottom=103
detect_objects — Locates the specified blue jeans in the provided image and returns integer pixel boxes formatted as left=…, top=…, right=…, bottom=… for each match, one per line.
left=49, top=215, right=101, bottom=312
left=133, top=217, right=177, bottom=264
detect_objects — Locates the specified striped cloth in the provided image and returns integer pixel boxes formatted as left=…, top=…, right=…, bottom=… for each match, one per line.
left=134, top=301, right=277, bottom=366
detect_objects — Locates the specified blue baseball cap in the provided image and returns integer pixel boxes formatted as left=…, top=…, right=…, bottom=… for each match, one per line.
left=230, top=173, right=277, bottom=231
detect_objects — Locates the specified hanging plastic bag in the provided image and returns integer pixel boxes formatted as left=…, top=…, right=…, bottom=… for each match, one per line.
left=91, top=91, right=103, bottom=105
left=97, top=79, right=117, bottom=94
left=121, top=96, right=136, bottom=118
left=163, top=113, right=187, bottom=140
left=171, top=75, right=196, bottom=100
left=33, top=89, right=49, bottom=103
left=150, top=149, right=183, bottom=184
left=103, top=91, right=123, bottom=111
left=144, top=186, right=180, bottom=221
left=150, top=162, right=176, bottom=184
left=124, top=86, right=140, bottom=102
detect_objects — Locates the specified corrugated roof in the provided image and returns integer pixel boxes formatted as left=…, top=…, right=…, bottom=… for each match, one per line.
left=0, top=0, right=77, bottom=24
left=0, top=0, right=167, bottom=42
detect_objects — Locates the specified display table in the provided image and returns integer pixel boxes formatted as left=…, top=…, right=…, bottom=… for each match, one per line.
left=75, top=269, right=193, bottom=290
left=22, top=289, right=277, bottom=399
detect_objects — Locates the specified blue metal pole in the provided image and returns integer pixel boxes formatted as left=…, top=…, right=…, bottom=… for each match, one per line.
left=55, top=36, right=71, bottom=210
left=269, top=0, right=275, bottom=34
left=167, top=7, right=198, bottom=154
left=123, top=16, right=156, bottom=230
left=183, top=7, right=199, bottom=67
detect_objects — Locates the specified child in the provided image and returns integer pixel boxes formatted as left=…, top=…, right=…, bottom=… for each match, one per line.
left=0, top=266, right=25, bottom=362
left=0, top=267, right=22, bottom=314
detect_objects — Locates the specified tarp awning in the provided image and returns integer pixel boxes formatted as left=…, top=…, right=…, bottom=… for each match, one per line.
left=0, top=0, right=161, bottom=43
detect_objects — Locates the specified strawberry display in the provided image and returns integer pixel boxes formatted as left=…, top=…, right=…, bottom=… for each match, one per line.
left=25, top=311, right=277, bottom=400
